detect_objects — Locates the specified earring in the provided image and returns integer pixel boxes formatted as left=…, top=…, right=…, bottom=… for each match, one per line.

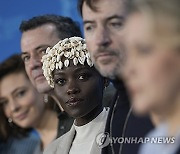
left=8, top=118, right=12, bottom=123
left=104, top=86, right=107, bottom=91
left=44, top=94, right=49, bottom=103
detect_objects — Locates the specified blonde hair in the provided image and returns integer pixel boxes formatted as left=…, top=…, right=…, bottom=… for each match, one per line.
left=126, top=0, right=180, bottom=48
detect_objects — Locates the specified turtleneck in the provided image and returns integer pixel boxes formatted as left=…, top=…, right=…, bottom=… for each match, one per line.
left=69, top=108, right=109, bottom=154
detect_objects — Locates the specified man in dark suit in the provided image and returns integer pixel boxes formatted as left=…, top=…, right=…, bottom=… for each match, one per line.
left=78, top=1, right=154, bottom=153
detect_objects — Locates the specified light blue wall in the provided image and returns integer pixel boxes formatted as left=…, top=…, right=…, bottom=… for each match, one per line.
left=0, top=0, right=83, bottom=62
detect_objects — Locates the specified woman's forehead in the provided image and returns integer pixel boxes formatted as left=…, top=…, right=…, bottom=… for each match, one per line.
left=53, top=63, right=92, bottom=75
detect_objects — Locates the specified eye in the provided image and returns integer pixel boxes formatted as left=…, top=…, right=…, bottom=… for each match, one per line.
left=78, top=73, right=91, bottom=81
left=39, top=49, right=46, bottom=55
left=84, top=24, right=95, bottom=32
left=36, top=49, right=46, bottom=59
left=108, top=17, right=124, bottom=30
left=21, top=55, right=30, bottom=63
left=15, top=90, right=27, bottom=98
left=55, top=78, right=66, bottom=86
left=109, top=21, right=123, bottom=29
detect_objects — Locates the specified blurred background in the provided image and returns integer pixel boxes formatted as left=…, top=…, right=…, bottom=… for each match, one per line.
left=0, top=0, right=83, bottom=62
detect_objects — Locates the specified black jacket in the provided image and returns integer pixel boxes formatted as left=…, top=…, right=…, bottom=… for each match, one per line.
left=57, top=111, right=74, bottom=138
left=102, top=79, right=154, bottom=154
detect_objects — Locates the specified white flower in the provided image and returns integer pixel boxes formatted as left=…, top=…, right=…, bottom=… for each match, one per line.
left=87, top=58, right=93, bottom=67
left=75, top=51, right=79, bottom=57
left=73, top=57, right=78, bottom=65
left=46, top=47, right=51, bottom=53
left=64, top=52, right=70, bottom=58
left=58, top=61, right=63, bottom=69
left=78, top=56, right=85, bottom=65
left=41, top=36, right=93, bottom=88
left=52, top=57, right=56, bottom=63
left=53, top=43, right=60, bottom=49
left=50, top=63, right=55, bottom=71
left=64, top=59, right=69, bottom=67
left=57, top=54, right=60, bottom=62
left=56, top=63, right=59, bottom=69
left=80, top=51, right=85, bottom=57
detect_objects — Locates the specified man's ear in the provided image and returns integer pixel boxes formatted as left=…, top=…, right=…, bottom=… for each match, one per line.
left=103, top=78, right=110, bottom=89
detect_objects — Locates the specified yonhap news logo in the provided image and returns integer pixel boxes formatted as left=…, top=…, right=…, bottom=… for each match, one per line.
left=96, top=132, right=110, bottom=148
left=96, top=132, right=175, bottom=148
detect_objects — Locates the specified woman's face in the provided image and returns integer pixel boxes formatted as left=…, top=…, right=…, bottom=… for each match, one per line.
left=122, top=13, right=180, bottom=115
left=53, top=62, right=104, bottom=122
left=0, top=72, right=45, bottom=128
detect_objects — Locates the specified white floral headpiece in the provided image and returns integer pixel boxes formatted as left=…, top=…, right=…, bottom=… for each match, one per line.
left=41, top=37, right=93, bottom=88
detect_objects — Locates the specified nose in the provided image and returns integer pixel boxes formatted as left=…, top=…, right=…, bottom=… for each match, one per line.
left=95, top=26, right=112, bottom=47
left=66, top=80, right=80, bottom=95
left=28, top=54, right=42, bottom=71
left=9, top=99, right=20, bottom=113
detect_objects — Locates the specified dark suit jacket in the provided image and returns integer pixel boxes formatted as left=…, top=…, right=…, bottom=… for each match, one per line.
left=102, top=79, right=154, bottom=154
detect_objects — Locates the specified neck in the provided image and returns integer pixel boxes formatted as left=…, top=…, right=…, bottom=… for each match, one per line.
left=75, top=105, right=103, bottom=126
left=34, top=109, right=58, bottom=150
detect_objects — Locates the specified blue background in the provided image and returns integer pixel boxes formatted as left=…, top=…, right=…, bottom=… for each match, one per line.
left=0, top=0, right=83, bottom=62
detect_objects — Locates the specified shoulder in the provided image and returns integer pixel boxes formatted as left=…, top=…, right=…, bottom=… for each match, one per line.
left=43, top=137, right=61, bottom=154
left=44, top=128, right=75, bottom=154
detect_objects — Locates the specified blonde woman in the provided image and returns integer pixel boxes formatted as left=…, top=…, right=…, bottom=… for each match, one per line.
left=122, top=0, right=180, bottom=153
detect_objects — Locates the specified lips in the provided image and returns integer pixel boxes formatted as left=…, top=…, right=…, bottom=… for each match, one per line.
left=95, top=53, right=116, bottom=64
left=96, top=53, right=112, bottom=59
left=32, top=70, right=45, bottom=81
left=15, top=111, right=28, bottom=121
left=34, top=74, right=45, bottom=81
left=66, top=97, right=83, bottom=107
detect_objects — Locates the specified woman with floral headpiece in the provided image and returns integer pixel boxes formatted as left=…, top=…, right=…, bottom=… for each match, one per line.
left=42, top=37, right=110, bottom=154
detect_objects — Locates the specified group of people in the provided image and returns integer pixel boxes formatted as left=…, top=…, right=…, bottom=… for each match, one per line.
left=0, top=0, right=179, bottom=154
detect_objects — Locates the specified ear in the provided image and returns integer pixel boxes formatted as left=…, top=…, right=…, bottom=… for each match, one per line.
left=103, top=78, right=110, bottom=89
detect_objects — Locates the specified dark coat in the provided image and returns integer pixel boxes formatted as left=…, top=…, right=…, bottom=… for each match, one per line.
left=102, top=79, right=154, bottom=154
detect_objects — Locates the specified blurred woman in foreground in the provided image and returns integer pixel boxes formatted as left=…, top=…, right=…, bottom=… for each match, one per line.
left=122, top=0, right=180, bottom=153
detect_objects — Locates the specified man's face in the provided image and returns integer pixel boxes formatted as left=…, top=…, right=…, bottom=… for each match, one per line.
left=82, top=0, right=125, bottom=79
left=21, top=24, right=60, bottom=93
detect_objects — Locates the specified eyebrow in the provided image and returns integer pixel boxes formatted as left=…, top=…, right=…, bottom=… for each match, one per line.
left=107, top=15, right=125, bottom=21
left=21, top=45, right=50, bottom=55
left=35, top=45, right=50, bottom=50
left=0, top=87, right=26, bottom=102
left=11, top=87, right=26, bottom=96
left=83, top=15, right=124, bottom=25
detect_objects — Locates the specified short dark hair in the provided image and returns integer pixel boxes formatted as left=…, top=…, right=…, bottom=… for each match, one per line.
left=78, top=0, right=127, bottom=16
left=78, top=0, right=98, bottom=16
left=19, top=14, right=82, bottom=39
left=0, top=54, right=31, bottom=141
